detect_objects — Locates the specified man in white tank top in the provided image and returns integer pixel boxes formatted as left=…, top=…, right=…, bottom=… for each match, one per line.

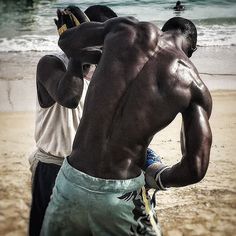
left=28, top=6, right=103, bottom=236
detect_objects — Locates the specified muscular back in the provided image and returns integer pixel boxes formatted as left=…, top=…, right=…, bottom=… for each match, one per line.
left=67, top=18, right=211, bottom=180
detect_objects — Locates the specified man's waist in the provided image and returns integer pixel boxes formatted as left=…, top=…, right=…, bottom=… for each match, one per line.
left=68, top=153, right=142, bottom=180
left=60, top=157, right=145, bottom=192
left=35, top=148, right=65, bottom=166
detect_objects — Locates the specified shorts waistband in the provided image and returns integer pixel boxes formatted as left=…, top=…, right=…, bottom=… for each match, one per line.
left=59, top=157, right=145, bottom=193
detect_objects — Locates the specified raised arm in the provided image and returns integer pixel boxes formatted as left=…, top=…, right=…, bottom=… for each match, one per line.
left=58, top=21, right=105, bottom=58
left=37, top=8, right=103, bottom=109
left=57, top=13, right=137, bottom=58
left=36, top=55, right=85, bottom=108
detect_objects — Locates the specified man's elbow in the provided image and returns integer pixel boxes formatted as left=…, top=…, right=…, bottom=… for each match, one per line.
left=58, top=31, right=73, bottom=56
left=189, top=163, right=208, bottom=184
left=65, top=98, right=79, bottom=109
left=58, top=97, right=79, bottom=109
left=190, top=146, right=212, bottom=183
left=58, top=37, right=66, bottom=52
left=58, top=39, right=69, bottom=57
left=190, top=137, right=212, bottom=184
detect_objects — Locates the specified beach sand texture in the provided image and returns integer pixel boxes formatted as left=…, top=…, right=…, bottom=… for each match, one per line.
left=0, top=47, right=236, bottom=235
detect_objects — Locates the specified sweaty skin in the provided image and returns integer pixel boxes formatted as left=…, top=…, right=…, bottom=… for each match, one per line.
left=59, top=17, right=212, bottom=187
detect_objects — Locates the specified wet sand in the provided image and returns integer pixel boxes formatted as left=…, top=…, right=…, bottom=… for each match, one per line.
left=0, top=47, right=236, bottom=112
left=0, top=47, right=236, bottom=235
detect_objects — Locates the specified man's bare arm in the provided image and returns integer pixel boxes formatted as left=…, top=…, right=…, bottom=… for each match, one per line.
left=58, top=16, right=137, bottom=58
left=145, top=102, right=212, bottom=189
left=162, top=103, right=212, bottom=187
left=58, top=21, right=105, bottom=58
left=37, top=55, right=84, bottom=108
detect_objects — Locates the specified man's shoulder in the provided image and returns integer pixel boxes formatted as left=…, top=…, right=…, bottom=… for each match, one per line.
left=38, top=52, right=67, bottom=66
left=37, top=52, right=68, bottom=77
left=107, top=17, right=159, bottom=38
left=106, top=18, right=160, bottom=54
left=52, top=52, right=69, bottom=66
left=111, top=17, right=158, bottom=29
left=178, top=59, right=212, bottom=115
left=164, top=56, right=212, bottom=115
left=164, top=56, right=208, bottom=96
left=166, top=56, right=197, bottom=83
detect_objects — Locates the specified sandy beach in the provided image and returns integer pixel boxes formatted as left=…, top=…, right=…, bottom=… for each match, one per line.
left=0, top=46, right=236, bottom=235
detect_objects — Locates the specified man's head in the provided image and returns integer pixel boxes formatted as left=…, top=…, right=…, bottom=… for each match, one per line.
left=162, top=17, right=197, bottom=57
left=84, top=5, right=117, bottom=22
left=176, top=1, right=181, bottom=6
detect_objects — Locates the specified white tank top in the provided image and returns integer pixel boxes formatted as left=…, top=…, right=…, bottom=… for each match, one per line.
left=35, top=53, right=90, bottom=158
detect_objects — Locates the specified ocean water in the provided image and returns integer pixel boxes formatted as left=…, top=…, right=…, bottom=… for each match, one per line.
left=0, top=0, right=235, bottom=52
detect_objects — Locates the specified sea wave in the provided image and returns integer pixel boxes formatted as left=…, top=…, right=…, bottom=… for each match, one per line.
left=0, top=24, right=235, bottom=52
left=197, top=25, right=236, bottom=47
left=194, top=17, right=236, bottom=26
left=0, top=35, right=58, bottom=52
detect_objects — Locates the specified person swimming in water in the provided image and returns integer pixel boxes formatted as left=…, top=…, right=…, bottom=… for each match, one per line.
left=174, top=1, right=185, bottom=11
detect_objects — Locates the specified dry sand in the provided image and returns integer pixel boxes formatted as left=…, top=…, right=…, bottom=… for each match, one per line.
left=0, top=48, right=236, bottom=235
left=151, top=90, right=236, bottom=236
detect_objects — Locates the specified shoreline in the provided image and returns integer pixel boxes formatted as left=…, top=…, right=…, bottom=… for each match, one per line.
left=0, top=46, right=236, bottom=112
left=0, top=46, right=235, bottom=79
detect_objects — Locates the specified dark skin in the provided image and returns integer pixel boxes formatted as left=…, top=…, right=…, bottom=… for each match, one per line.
left=58, top=16, right=212, bottom=188
left=36, top=44, right=101, bottom=108
left=36, top=7, right=103, bottom=109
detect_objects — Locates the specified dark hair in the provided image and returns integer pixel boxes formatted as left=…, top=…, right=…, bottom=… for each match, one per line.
left=176, top=1, right=181, bottom=6
left=162, top=17, right=197, bottom=56
left=65, top=5, right=89, bottom=24
left=84, top=5, right=117, bottom=22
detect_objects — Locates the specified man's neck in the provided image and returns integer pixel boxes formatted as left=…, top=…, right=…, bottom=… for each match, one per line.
left=160, top=31, right=189, bottom=56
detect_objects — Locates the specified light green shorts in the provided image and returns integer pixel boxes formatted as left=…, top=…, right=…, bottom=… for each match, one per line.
left=41, top=158, right=161, bottom=236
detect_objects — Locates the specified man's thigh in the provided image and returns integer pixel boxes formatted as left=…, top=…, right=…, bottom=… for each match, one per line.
left=90, top=187, right=162, bottom=236
left=32, top=162, right=61, bottom=209
left=29, top=161, right=61, bottom=236
left=40, top=168, right=91, bottom=236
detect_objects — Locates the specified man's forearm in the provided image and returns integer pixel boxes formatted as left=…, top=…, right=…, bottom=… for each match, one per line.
left=58, top=27, right=81, bottom=57
left=145, top=131, right=211, bottom=189
left=145, top=158, right=206, bottom=190
left=57, top=58, right=84, bottom=108
left=161, top=137, right=211, bottom=188
left=160, top=160, right=200, bottom=188
left=160, top=105, right=212, bottom=188
left=58, top=22, right=104, bottom=58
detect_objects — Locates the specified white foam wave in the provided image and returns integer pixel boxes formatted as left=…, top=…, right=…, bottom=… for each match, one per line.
left=197, top=25, right=236, bottom=47
left=0, top=35, right=58, bottom=52
left=0, top=25, right=236, bottom=52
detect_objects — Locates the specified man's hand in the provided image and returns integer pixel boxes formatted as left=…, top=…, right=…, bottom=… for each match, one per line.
left=144, top=148, right=169, bottom=190
left=145, top=164, right=169, bottom=190
left=54, top=9, right=80, bottom=36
